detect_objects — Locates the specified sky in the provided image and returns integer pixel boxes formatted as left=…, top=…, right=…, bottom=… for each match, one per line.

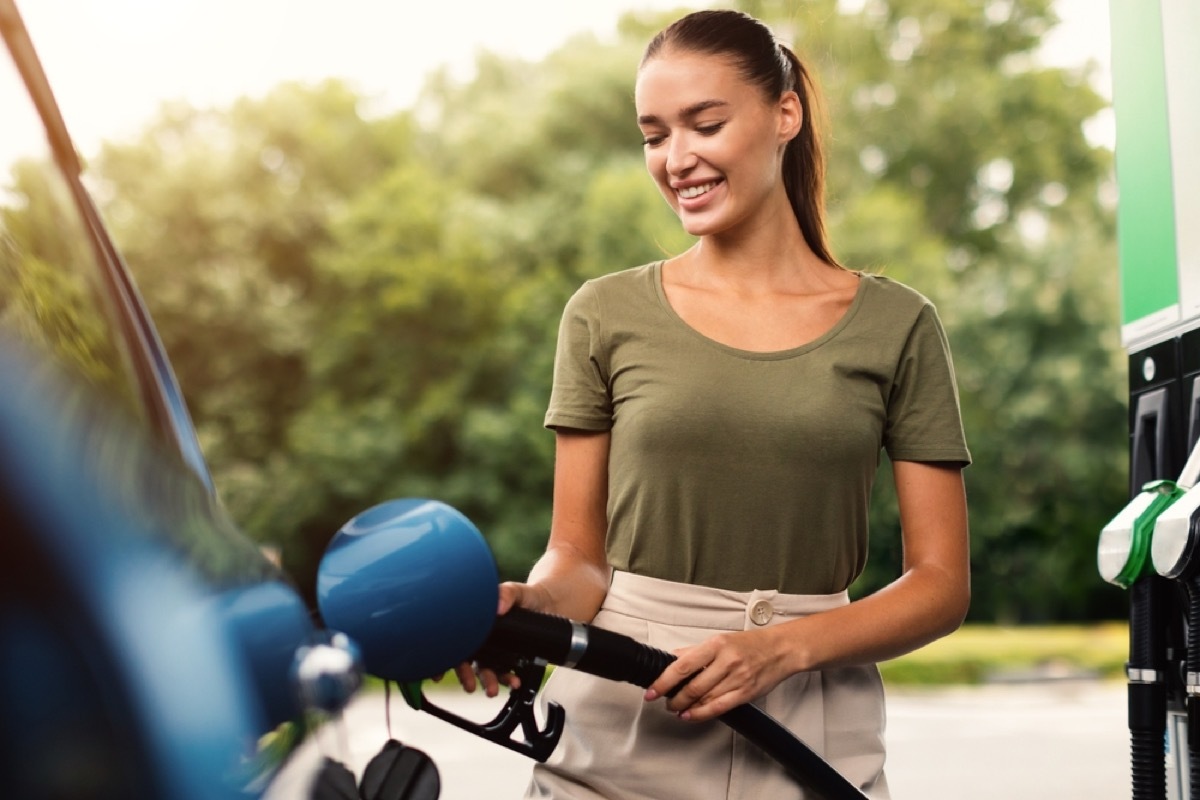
left=3, top=0, right=1112, bottom=171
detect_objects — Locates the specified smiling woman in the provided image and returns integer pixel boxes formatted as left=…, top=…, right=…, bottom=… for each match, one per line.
left=456, top=8, right=972, bottom=800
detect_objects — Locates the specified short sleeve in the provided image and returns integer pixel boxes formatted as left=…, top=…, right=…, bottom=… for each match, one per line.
left=544, top=283, right=613, bottom=431
left=884, top=303, right=972, bottom=465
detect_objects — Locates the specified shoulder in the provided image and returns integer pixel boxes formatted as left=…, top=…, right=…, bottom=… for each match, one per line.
left=857, top=272, right=946, bottom=329
left=565, top=262, right=659, bottom=318
left=859, top=272, right=935, bottom=310
left=579, top=262, right=658, bottom=299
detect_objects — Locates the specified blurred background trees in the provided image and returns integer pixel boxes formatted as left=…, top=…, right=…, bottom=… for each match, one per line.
left=5, top=0, right=1127, bottom=620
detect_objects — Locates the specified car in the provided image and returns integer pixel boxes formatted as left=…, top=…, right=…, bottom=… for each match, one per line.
left=0, top=2, right=370, bottom=797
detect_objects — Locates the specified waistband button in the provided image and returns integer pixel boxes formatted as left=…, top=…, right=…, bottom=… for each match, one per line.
left=749, top=599, right=774, bottom=626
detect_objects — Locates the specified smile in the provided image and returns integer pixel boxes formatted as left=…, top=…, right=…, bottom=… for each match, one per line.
left=677, top=181, right=720, bottom=200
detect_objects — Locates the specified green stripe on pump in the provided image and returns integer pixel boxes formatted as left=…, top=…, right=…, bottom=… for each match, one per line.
left=1111, top=0, right=1180, bottom=343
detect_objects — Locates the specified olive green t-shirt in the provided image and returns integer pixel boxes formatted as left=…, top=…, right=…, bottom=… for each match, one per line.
left=544, top=262, right=970, bottom=595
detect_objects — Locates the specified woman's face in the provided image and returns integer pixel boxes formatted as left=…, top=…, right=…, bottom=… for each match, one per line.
left=634, top=49, right=800, bottom=239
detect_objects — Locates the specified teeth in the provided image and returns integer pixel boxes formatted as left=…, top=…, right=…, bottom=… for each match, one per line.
left=678, top=181, right=717, bottom=199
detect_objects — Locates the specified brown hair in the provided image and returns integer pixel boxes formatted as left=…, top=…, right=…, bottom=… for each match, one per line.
left=642, top=10, right=839, bottom=267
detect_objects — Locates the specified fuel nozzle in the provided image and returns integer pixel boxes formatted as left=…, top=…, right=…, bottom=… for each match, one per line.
left=1152, top=484, right=1200, bottom=580
left=1099, top=480, right=1186, bottom=588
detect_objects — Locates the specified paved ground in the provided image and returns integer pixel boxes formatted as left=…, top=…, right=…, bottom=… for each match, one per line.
left=323, top=679, right=1130, bottom=799
left=883, top=681, right=1129, bottom=800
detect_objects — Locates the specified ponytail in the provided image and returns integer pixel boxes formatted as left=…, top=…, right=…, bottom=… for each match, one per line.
left=779, top=45, right=840, bottom=268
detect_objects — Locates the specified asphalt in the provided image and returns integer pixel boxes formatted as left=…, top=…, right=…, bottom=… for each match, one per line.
left=326, top=680, right=1131, bottom=799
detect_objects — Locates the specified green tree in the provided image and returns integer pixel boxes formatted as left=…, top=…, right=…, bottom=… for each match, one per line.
left=76, top=81, right=418, bottom=589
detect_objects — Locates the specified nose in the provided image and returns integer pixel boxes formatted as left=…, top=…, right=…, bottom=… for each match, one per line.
left=665, top=132, right=697, bottom=177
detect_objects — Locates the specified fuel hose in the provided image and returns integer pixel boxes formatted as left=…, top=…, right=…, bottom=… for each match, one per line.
left=477, top=606, right=869, bottom=800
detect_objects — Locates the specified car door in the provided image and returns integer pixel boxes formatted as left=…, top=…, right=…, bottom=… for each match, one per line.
left=0, top=2, right=355, bottom=797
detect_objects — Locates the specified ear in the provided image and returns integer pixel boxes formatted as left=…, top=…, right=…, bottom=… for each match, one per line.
left=777, top=90, right=803, bottom=145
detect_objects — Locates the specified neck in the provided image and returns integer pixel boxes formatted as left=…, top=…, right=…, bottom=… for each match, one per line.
left=687, top=203, right=833, bottom=291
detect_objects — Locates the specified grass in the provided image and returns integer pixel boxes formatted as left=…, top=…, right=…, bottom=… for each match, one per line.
left=879, top=622, right=1128, bottom=686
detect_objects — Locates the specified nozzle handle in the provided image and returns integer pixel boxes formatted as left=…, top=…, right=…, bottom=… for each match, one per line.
left=480, top=607, right=675, bottom=688
left=480, top=607, right=868, bottom=800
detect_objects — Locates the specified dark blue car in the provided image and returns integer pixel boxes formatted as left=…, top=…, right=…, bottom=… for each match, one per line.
left=0, top=3, right=370, bottom=796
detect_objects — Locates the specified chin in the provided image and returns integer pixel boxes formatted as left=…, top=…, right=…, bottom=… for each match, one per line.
left=678, top=213, right=732, bottom=238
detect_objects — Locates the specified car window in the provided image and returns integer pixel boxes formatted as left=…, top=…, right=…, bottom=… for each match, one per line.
left=0, top=46, right=281, bottom=591
left=0, top=52, right=146, bottom=429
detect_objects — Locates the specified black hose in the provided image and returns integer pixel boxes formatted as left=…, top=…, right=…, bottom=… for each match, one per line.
left=1186, top=577, right=1200, bottom=797
left=480, top=607, right=869, bottom=800
left=1128, top=576, right=1168, bottom=800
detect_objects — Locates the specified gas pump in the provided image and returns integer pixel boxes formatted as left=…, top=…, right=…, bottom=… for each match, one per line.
left=1151, top=445, right=1200, bottom=800
left=1100, top=0, right=1200, bottom=798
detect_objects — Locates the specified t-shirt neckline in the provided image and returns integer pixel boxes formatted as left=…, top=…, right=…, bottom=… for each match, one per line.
left=650, top=260, right=870, bottom=360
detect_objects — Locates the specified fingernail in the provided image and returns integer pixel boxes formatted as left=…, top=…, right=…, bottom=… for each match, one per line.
left=644, top=689, right=659, bottom=701
left=678, top=711, right=691, bottom=721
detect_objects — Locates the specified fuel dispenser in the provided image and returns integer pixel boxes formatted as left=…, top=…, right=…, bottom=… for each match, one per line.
left=1099, top=0, right=1200, bottom=797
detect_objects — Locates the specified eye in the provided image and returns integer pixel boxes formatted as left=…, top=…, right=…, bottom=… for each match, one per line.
left=641, top=133, right=666, bottom=147
left=697, top=122, right=726, bottom=136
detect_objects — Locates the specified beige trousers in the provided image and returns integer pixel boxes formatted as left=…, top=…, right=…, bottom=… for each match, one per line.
left=525, top=571, right=889, bottom=800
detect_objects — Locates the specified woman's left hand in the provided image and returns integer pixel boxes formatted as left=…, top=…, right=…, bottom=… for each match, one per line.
left=643, top=628, right=791, bottom=723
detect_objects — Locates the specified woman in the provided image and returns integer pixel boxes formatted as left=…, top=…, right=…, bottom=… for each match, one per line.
left=461, top=9, right=970, bottom=799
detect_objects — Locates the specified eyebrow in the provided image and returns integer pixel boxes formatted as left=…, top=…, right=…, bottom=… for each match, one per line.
left=637, top=99, right=730, bottom=126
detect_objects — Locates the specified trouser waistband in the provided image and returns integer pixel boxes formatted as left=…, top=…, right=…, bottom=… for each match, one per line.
left=602, top=570, right=849, bottom=631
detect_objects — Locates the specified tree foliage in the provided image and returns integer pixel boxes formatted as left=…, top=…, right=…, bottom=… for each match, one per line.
left=3, top=0, right=1127, bottom=619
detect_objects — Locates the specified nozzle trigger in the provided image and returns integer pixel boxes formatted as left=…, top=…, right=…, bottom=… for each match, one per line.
left=414, top=659, right=564, bottom=763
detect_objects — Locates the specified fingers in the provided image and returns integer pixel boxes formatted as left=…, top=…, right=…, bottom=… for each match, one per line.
left=648, top=642, right=720, bottom=710
left=478, top=666, right=502, bottom=697
left=451, top=581, right=545, bottom=699
left=497, top=581, right=553, bottom=615
left=669, top=670, right=745, bottom=722
left=643, top=661, right=697, bottom=702
left=455, top=662, right=478, bottom=693
left=643, top=634, right=771, bottom=723
left=497, top=581, right=523, bottom=615
left=667, top=663, right=726, bottom=718
left=454, top=660, right=523, bottom=697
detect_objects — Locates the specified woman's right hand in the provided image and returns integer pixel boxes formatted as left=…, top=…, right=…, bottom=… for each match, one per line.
left=449, top=429, right=611, bottom=696
left=448, top=580, right=555, bottom=697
